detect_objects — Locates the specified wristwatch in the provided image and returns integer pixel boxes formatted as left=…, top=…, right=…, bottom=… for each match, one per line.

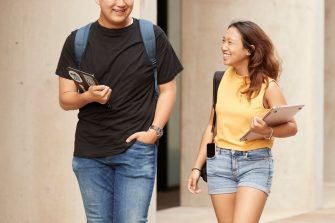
left=149, top=125, right=163, bottom=138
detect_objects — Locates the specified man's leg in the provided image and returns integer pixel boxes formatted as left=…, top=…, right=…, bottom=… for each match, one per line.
left=112, top=141, right=157, bottom=223
left=72, top=156, right=114, bottom=223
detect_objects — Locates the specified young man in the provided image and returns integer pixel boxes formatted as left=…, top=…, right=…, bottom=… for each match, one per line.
left=55, top=0, right=183, bottom=222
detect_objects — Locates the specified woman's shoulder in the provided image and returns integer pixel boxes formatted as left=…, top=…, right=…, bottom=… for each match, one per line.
left=264, top=78, right=286, bottom=106
left=267, top=77, right=279, bottom=88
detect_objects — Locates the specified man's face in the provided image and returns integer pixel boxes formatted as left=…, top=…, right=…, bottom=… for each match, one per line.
left=96, top=0, right=134, bottom=28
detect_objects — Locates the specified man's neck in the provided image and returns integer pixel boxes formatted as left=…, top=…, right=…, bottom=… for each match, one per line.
left=98, top=17, right=133, bottom=29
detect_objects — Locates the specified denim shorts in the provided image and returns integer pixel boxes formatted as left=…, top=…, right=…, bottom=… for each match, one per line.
left=207, top=147, right=273, bottom=195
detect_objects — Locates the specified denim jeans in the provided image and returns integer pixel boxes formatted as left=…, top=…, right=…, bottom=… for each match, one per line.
left=72, top=141, right=157, bottom=223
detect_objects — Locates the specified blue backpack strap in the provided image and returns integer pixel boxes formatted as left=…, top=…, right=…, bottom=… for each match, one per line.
left=74, top=23, right=92, bottom=67
left=139, top=19, right=159, bottom=97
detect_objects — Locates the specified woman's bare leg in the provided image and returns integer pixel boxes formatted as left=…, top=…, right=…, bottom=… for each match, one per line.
left=211, top=193, right=236, bottom=223
left=233, top=186, right=268, bottom=223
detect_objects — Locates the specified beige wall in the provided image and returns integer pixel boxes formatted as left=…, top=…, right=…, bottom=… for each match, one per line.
left=1, top=0, right=332, bottom=220
left=325, top=0, right=335, bottom=182
left=0, top=1, right=157, bottom=222
left=180, top=0, right=325, bottom=210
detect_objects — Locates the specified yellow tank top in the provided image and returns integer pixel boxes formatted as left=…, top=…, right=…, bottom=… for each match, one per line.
left=214, top=67, right=274, bottom=151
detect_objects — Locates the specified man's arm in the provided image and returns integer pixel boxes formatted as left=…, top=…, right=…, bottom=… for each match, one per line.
left=126, top=78, right=177, bottom=143
left=58, top=76, right=112, bottom=111
left=151, top=77, right=177, bottom=129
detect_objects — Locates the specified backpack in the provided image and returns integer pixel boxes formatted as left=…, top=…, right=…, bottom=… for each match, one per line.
left=73, top=19, right=159, bottom=96
left=200, top=70, right=224, bottom=182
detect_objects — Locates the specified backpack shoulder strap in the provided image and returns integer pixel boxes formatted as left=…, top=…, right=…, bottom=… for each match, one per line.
left=74, top=23, right=92, bottom=67
left=213, top=71, right=225, bottom=105
left=212, top=71, right=225, bottom=132
left=139, top=19, right=159, bottom=97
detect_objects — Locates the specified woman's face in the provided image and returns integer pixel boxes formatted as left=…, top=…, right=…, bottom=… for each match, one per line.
left=221, top=27, right=250, bottom=67
left=96, top=0, right=134, bottom=28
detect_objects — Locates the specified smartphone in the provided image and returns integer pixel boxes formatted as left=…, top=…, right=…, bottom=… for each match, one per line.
left=207, top=143, right=216, bottom=158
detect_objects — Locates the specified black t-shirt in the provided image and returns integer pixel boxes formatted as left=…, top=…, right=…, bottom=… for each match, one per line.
left=55, top=19, right=183, bottom=158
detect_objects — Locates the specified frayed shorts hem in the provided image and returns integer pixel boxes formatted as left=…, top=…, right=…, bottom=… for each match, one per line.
left=208, top=184, right=270, bottom=196
left=208, top=188, right=237, bottom=195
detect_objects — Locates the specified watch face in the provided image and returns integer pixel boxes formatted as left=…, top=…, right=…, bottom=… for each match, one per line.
left=150, top=125, right=163, bottom=138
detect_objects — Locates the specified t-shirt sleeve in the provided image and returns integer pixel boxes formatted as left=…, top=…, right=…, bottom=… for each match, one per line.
left=55, top=32, right=77, bottom=79
left=154, top=26, right=183, bottom=85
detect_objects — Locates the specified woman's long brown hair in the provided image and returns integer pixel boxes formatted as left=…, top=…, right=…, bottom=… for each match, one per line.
left=228, top=21, right=281, bottom=100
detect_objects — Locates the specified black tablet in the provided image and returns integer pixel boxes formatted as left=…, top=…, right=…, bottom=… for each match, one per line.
left=66, top=67, right=99, bottom=93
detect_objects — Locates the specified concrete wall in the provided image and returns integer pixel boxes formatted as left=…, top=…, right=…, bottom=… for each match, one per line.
left=325, top=0, right=335, bottom=183
left=180, top=0, right=324, bottom=211
left=0, top=1, right=157, bottom=222
left=1, top=0, right=332, bottom=220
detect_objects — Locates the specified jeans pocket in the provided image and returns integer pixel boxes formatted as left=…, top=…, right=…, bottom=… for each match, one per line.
left=131, top=141, right=157, bottom=155
left=135, top=140, right=155, bottom=147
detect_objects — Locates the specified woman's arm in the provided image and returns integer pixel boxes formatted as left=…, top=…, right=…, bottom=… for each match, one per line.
left=252, top=81, right=298, bottom=138
left=187, top=108, right=215, bottom=194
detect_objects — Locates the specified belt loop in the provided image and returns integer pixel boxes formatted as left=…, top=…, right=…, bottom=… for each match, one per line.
left=245, top=151, right=248, bottom=158
left=215, top=146, right=220, bottom=155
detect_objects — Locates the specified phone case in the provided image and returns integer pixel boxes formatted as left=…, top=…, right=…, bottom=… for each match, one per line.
left=207, top=143, right=216, bottom=158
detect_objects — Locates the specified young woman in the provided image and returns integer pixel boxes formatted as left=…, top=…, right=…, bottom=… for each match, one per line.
left=187, top=21, right=298, bottom=223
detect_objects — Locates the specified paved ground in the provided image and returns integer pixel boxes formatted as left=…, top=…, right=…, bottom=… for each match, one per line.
left=157, top=207, right=335, bottom=223
left=269, top=207, right=335, bottom=223
left=157, top=183, right=335, bottom=223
